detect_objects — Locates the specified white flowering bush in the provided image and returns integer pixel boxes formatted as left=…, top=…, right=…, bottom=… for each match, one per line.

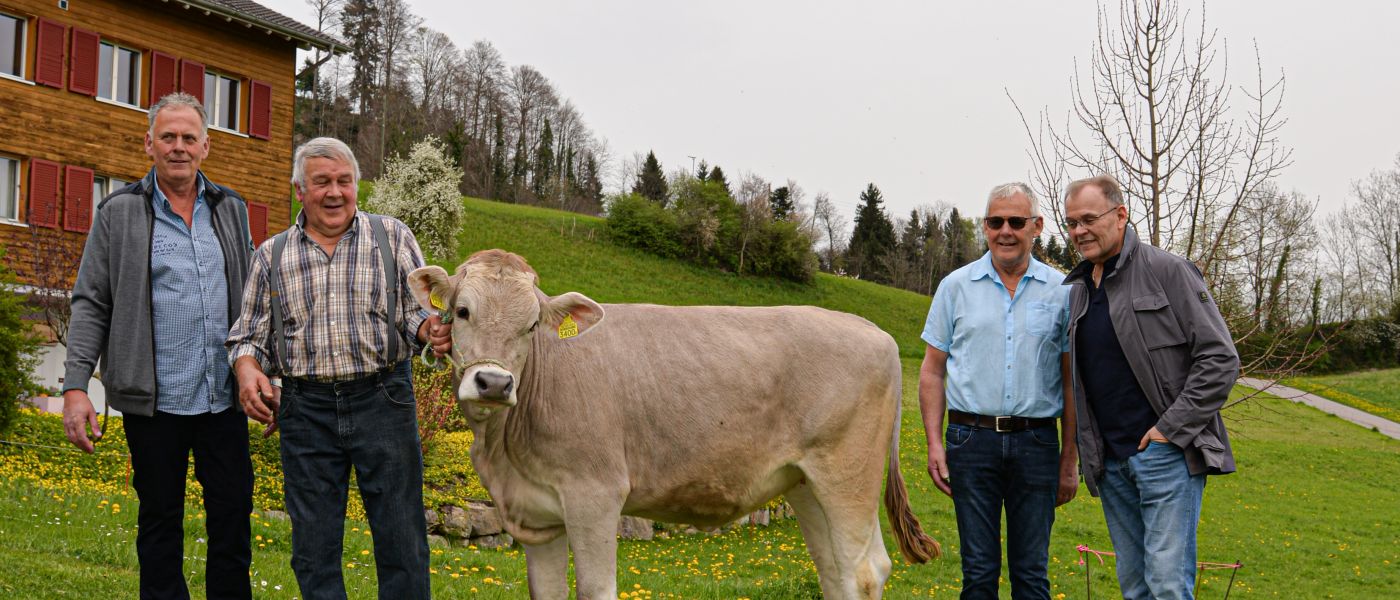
left=366, top=137, right=464, bottom=260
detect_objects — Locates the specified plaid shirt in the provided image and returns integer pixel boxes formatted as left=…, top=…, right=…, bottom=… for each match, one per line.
left=227, top=211, right=428, bottom=381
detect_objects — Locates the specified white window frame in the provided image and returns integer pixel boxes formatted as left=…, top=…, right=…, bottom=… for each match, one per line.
left=97, top=40, right=142, bottom=107
left=0, top=11, right=26, bottom=83
left=0, top=155, right=21, bottom=224
left=92, top=174, right=130, bottom=218
left=203, top=70, right=240, bottom=132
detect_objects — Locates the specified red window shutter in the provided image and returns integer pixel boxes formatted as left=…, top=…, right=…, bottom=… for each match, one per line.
left=179, top=59, right=205, bottom=103
left=27, top=160, right=61, bottom=228
left=149, top=51, right=178, bottom=106
left=35, top=19, right=66, bottom=88
left=249, top=79, right=272, bottom=140
left=63, top=165, right=95, bottom=232
left=247, top=202, right=269, bottom=247
left=68, top=28, right=100, bottom=96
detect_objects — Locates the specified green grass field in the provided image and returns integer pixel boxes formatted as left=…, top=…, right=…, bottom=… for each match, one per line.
left=4, top=371, right=1398, bottom=598
left=4, top=197, right=1399, bottom=597
left=1287, top=368, right=1400, bottom=424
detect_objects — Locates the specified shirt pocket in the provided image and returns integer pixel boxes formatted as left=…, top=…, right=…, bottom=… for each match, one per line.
left=1026, top=301, right=1060, bottom=338
left=1132, top=293, right=1186, bottom=349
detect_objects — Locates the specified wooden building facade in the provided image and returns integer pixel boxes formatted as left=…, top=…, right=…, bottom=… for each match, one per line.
left=0, top=0, right=340, bottom=287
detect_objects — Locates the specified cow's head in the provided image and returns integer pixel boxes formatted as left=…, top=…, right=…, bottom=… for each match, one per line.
left=408, top=250, right=604, bottom=411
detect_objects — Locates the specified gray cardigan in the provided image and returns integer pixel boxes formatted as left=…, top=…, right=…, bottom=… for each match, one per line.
left=1064, top=226, right=1240, bottom=496
left=63, top=169, right=254, bottom=417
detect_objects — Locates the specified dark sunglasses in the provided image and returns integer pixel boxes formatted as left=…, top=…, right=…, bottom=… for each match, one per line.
left=983, top=216, right=1039, bottom=230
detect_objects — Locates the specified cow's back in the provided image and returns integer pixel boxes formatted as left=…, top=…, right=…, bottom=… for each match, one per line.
left=518, top=304, right=901, bottom=525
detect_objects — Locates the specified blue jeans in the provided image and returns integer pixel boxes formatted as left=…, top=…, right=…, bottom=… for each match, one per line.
left=945, top=422, right=1059, bottom=600
left=278, top=361, right=430, bottom=600
left=1099, top=441, right=1206, bottom=600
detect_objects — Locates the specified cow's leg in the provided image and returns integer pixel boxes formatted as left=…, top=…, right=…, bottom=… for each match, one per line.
left=795, top=463, right=894, bottom=599
left=786, top=483, right=842, bottom=598
left=563, top=504, right=621, bottom=600
left=523, top=535, right=569, bottom=600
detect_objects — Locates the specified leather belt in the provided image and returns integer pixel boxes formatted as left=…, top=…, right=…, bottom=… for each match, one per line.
left=947, top=409, right=1055, bottom=433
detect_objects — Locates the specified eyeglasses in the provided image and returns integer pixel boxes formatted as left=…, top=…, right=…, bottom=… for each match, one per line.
left=1064, top=206, right=1119, bottom=231
left=983, top=216, right=1039, bottom=230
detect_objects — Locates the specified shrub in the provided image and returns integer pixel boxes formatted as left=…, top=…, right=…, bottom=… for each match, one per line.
left=365, top=136, right=464, bottom=261
left=606, top=193, right=682, bottom=258
left=0, top=253, right=43, bottom=434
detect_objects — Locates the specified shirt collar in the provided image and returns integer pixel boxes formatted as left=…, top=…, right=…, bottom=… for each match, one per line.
left=969, top=251, right=1051, bottom=284
left=294, top=209, right=364, bottom=242
left=150, top=176, right=206, bottom=213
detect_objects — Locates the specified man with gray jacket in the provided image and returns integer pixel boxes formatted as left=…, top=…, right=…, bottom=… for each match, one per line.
left=1061, top=174, right=1238, bottom=600
left=62, top=92, right=254, bottom=600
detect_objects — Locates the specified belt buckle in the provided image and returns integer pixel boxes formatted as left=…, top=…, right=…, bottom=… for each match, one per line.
left=995, top=416, right=1014, bottom=433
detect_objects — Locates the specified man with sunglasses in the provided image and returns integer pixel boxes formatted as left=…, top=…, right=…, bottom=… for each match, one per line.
left=1062, top=175, right=1237, bottom=600
left=918, top=182, right=1077, bottom=600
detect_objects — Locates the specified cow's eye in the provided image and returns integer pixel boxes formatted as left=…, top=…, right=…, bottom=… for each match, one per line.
left=528, top=320, right=538, bottom=333
left=456, top=306, right=470, bottom=320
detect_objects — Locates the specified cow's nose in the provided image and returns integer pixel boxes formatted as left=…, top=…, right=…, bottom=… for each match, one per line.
left=474, top=371, right=514, bottom=400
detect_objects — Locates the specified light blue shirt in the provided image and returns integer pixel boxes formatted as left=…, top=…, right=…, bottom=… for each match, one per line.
left=150, top=179, right=232, bottom=414
left=921, top=252, right=1070, bottom=418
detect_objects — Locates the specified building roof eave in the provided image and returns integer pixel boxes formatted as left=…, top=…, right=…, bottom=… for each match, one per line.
left=161, top=0, right=347, bottom=54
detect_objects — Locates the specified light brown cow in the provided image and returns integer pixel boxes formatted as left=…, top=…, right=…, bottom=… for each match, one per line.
left=408, top=249, right=939, bottom=599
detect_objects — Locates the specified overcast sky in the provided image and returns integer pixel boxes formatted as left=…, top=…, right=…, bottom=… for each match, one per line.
left=262, top=0, right=1400, bottom=223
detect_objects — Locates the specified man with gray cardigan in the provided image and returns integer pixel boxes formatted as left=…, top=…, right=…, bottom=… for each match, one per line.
left=62, top=92, right=255, bottom=600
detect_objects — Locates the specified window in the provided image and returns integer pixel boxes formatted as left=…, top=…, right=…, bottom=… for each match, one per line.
left=92, top=174, right=130, bottom=212
left=204, top=71, right=239, bottom=130
left=97, top=41, right=140, bottom=106
left=0, top=156, right=18, bottom=221
left=0, top=12, right=23, bottom=79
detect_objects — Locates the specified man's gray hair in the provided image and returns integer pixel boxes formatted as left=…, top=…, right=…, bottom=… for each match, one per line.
left=1066, top=174, right=1125, bottom=207
left=147, top=92, right=208, bottom=136
left=985, top=182, right=1039, bottom=217
left=291, top=137, right=360, bottom=190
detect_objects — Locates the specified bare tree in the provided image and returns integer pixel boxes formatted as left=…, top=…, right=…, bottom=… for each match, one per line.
left=23, top=228, right=82, bottom=345
left=375, top=0, right=422, bottom=172
left=303, top=0, right=343, bottom=136
left=811, top=192, right=847, bottom=273
left=409, top=27, right=458, bottom=116
left=1012, top=0, right=1312, bottom=380
left=1340, top=155, right=1400, bottom=315
left=1014, top=0, right=1290, bottom=264
left=734, top=173, right=773, bottom=275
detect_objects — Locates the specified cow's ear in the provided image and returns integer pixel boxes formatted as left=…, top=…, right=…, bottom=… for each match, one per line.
left=541, top=291, right=605, bottom=340
left=408, top=266, right=452, bottom=312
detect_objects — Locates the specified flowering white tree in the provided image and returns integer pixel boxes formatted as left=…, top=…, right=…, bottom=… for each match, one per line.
left=366, top=136, right=464, bottom=260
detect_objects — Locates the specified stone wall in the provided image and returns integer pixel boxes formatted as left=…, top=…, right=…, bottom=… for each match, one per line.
left=423, top=501, right=796, bottom=548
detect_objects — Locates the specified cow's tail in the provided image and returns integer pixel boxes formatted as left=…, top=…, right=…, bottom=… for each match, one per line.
left=885, top=390, right=942, bottom=563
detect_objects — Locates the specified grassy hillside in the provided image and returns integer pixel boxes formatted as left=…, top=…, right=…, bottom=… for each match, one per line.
left=1287, top=367, right=1400, bottom=423
left=443, top=198, right=934, bottom=359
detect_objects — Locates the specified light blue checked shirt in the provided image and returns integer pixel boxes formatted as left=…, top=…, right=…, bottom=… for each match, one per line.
left=150, top=180, right=233, bottom=414
left=921, top=252, right=1070, bottom=418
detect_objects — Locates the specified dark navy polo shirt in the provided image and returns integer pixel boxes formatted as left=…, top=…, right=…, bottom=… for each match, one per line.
left=1076, top=255, right=1157, bottom=459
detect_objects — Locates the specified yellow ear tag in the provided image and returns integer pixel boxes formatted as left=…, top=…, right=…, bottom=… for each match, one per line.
left=557, top=314, right=579, bottom=339
left=429, top=292, right=445, bottom=311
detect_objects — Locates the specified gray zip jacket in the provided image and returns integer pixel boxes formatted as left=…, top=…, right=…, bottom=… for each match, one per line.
left=63, top=169, right=253, bottom=417
left=1064, top=226, right=1239, bottom=496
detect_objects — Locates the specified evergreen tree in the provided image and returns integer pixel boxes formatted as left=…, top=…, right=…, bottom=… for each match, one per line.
left=770, top=186, right=794, bottom=220
left=632, top=151, right=668, bottom=204
left=696, top=160, right=709, bottom=181
left=509, top=135, right=528, bottom=202
left=533, top=118, right=554, bottom=199
left=848, top=183, right=896, bottom=283
left=707, top=165, right=731, bottom=197
left=340, top=0, right=381, bottom=115
left=490, top=111, right=508, bottom=201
